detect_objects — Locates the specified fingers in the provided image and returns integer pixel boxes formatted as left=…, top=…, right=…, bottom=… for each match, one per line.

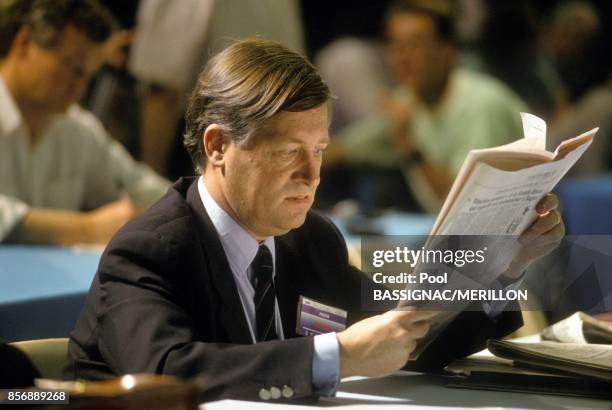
left=512, top=239, right=562, bottom=271
left=521, top=209, right=563, bottom=243
left=386, top=311, right=434, bottom=339
left=544, top=219, right=565, bottom=242
left=402, top=322, right=428, bottom=358
left=535, top=193, right=559, bottom=215
left=404, top=339, right=417, bottom=354
left=378, top=94, right=414, bottom=125
left=531, top=221, right=565, bottom=248
left=389, top=310, right=438, bottom=333
left=407, top=320, right=430, bottom=339
left=392, top=320, right=428, bottom=358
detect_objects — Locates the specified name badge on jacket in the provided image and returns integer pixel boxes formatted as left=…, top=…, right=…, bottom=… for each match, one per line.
left=296, top=296, right=347, bottom=336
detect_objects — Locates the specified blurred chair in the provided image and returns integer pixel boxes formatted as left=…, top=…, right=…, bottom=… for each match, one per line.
left=0, top=340, right=40, bottom=388
left=10, top=338, right=68, bottom=380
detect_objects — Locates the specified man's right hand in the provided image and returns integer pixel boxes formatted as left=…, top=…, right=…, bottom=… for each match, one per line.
left=378, top=92, right=417, bottom=158
left=337, top=309, right=437, bottom=378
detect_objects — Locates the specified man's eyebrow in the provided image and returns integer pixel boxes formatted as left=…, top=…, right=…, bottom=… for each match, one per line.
left=282, top=137, right=330, bottom=145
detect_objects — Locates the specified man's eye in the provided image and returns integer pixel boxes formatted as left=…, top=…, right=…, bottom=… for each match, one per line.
left=314, top=147, right=327, bottom=156
left=280, top=148, right=298, bottom=157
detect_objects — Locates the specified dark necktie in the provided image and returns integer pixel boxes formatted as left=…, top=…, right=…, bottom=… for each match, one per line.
left=251, top=245, right=278, bottom=341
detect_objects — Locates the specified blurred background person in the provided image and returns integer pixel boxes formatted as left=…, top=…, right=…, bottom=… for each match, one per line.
left=474, top=1, right=564, bottom=122
left=543, top=1, right=611, bottom=177
left=316, top=37, right=394, bottom=135
left=80, top=0, right=140, bottom=156
left=0, top=0, right=168, bottom=245
left=320, top=0, right=525, bottom=213
left=475, top=0, right=607, bottom=121
left=548, top=77, right=612, bottom=176
left=128, top=0, right=305, bottom=179
left=541, top=0, right=605, bottom=105
left=312, top=0, right=396, bottom=133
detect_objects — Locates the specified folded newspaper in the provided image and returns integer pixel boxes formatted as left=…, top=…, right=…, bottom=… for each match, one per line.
left=487, top=339, right=612, bottom=382
left=431, top=112, right=596, bottom=236
left=445, top=314, right=612, bottom=398
left=445, top=338, right=611, bottom=398
left=541, top=311, right=612, bottom=345
left=405, top=113, right=598, bottom=358
left=486, top=312, right=612, bottom=382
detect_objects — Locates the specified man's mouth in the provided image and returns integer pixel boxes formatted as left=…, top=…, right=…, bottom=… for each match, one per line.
left=285, top=195, right=310, bottom=204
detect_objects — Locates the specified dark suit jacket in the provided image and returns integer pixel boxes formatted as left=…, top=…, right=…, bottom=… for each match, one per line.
left=65, top=178, right=522, bottom=401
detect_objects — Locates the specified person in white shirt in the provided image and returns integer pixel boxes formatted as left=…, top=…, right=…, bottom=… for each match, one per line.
left=128, top=0, right=305, bottom=175
left=0, top=0, right=169, bottom=244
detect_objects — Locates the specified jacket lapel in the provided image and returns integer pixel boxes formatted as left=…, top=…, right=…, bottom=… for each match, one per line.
left=185, top=179, right=253, bottom=344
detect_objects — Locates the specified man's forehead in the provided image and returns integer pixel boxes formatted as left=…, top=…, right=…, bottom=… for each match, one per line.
left=50, top=23, right=98, bottom=51
left=387, top=12, right=438, bottom=38
left=255, top=107, right=330, bottom=144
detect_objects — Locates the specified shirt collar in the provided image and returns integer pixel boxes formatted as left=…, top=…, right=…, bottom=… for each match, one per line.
left=0, top=75, right=24, bottom=137
left=197, top=176, right=275, bottom=280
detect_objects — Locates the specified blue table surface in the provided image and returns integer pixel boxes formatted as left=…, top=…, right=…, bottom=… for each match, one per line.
left=332, top=212, right=435, bottom=244
left=0, top=213, right=434, bottom=306
left=372, top=212, right=435, bottom=235
left=0, top=245, right=101, bottom=304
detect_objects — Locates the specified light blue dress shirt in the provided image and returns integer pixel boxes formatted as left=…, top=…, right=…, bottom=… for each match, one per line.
left=197, top=177, right=340, bottom=395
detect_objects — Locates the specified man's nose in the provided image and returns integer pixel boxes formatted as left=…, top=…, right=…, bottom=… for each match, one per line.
left=296, top=152, right=321, bottom=187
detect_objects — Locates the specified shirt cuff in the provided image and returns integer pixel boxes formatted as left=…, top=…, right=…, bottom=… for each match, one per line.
left=312, top=332, right=340, bottom=396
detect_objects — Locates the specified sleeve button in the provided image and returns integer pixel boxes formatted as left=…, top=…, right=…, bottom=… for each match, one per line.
left=282, top=385, right=294, bottom=398
left=270, top=386, right=281, bottom=399
left=259, top=388, right=271, bottom=400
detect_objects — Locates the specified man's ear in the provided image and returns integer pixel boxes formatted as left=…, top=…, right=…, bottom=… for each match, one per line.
left=203, top=124, right=227, bottom=167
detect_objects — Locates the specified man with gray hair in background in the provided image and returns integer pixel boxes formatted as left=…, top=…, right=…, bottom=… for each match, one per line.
left=0, top=0, right=168, bottom=245
left=66, top=38, right=563, bottom=402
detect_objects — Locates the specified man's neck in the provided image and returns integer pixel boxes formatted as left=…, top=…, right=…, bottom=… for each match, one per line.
left=20, top=107, right=53, bottom=145
left=419, top=71, right=451, bottom=109
left=0, top=64, right=53, bottom=145
left=202, top=173, right=267, bottom=242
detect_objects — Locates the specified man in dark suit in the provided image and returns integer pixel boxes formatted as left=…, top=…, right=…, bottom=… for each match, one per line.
left=65, top=38, right=564, bottom=401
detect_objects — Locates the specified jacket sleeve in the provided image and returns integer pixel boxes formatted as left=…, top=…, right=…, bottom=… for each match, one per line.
left=404, top=309, right=523, bottom=372
left=83, top=229, right=315, bottom=401
left=320, top=215, right=523, bottom=371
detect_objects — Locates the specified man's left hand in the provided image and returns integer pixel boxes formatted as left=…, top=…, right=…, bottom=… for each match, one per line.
left=503, top=193, right=565, bottom=279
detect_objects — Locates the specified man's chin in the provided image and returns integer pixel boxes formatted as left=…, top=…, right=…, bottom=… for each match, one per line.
left=48, top=101, right=72, bottom=115
left=278, top=211, right=309, bottom=232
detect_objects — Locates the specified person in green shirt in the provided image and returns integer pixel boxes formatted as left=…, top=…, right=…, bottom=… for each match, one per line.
left=330, top=0, right=526, bottom=212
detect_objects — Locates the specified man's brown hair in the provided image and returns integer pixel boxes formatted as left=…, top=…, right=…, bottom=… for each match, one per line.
left=183, top=38, right=331, bottom=173
left=385, top=0, right=456, bottom=43
left=0, top=0, right=117, bottom=57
